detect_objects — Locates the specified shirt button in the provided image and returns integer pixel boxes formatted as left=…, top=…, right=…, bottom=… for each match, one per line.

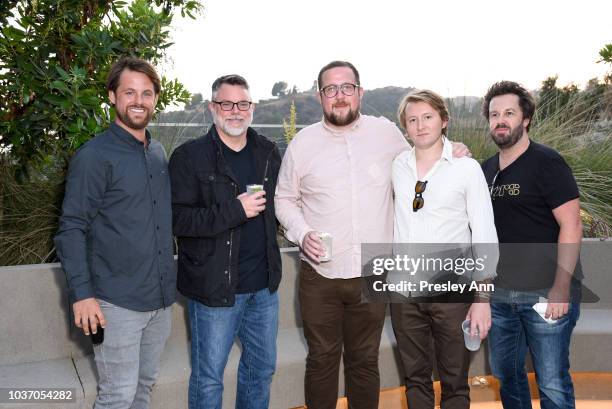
left=224, top=270, right=228, bottom=274
left=153, top=200, right=156, bottom=205
left=158, top=250, right=162, bottom=255
left=157, top=226, right=160, bottom=230
left=226, top=241, right=230, bottom=245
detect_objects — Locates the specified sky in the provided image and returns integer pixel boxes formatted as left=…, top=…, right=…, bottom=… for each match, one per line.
left=162, top=0, right=611, bottom=104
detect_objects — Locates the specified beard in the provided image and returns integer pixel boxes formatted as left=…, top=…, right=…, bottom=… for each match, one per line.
left=115, top=104, right=153, bottom=130
left=490, top=123, right=524, bottom=149
left=212, top=110, right=253, bottom=137
left=324, top=102, right=360, bottom=127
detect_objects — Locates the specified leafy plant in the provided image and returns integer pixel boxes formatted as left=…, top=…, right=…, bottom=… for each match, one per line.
left=0, top=0, right=202, bottom=173
left=0, top=0, right=202, bottom=266
left=283, top=100, right=297, bottom=145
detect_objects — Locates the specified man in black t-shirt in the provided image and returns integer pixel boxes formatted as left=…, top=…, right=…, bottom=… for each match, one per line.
left=169, top=75, right=282, bottom=409
left=481, top=81, right=582, bottom=409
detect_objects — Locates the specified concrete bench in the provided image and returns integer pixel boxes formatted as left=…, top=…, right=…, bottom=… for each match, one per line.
left=1, top=240, right=611, bottom=409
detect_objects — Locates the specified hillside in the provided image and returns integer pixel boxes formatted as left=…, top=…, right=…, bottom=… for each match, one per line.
left=157, top=87, right=484, bottom=127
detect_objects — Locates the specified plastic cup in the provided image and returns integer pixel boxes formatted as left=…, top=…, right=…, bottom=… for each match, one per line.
left=317, top=232, right=332, bottom=262
left=462, top=319, right=481, bottom=351
left=246, top=184, right=264, bottom=195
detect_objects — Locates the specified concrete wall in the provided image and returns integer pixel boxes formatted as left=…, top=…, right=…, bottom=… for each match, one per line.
left=0, top=239, right=610, bottom=409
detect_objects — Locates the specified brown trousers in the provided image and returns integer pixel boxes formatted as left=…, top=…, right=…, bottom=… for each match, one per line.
left=390, top=302, right=471, bottom=409
left=299, top=262, right=386, bottom=409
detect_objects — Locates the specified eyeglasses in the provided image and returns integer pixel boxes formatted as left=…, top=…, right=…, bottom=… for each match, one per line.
left=212, top=100, right=252, bottom=111
left=319, top=83, right=360, bottom=98
left=413, top=180, right=427, bottom=212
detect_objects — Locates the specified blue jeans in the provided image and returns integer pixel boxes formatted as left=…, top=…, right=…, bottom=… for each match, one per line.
left=188, top=288, right=279, bottom=409
left=488, top=289, right=580, bottom=409
left=94, top=300, right=172, bottom=409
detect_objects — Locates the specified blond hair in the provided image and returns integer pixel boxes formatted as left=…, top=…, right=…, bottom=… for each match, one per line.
left=397, top=89, right=450, bottom=135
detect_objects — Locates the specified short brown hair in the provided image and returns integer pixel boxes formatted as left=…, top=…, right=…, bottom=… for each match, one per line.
left=482, top=81, right=535, bottom=131
left=397, top=89, right=450, bottom=134
left=317, top=61, right=360, bottom=90
left=106, top=57, right=161, bottom=95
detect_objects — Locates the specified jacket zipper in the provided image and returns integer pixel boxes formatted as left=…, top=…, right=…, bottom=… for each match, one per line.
left=262, top=147, right=274, bottom=185
left=228, top=181, right=237, bottom=288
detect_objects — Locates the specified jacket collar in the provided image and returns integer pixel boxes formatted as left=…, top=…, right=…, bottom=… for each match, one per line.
left=208, top=124, right=274, bottom=153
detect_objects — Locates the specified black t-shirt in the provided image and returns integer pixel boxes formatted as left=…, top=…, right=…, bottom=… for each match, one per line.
left=481, top=141, right=580, bottom=290
left=220, top=138, right=268, bottom=293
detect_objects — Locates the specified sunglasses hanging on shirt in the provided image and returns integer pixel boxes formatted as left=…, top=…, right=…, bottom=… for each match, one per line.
left=413, top=180, right=427, bottom=212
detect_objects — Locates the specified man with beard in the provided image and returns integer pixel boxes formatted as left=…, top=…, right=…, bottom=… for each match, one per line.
left=275, top=61, right=469, bottom=409
left=55, top=57, right=175, bottom=408
left=169, top=74, right=282, bottom=409
left=481, top=81, right=582, bottom=409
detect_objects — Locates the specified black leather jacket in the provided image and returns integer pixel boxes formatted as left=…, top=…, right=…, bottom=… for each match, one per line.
left=169, top=125, right=282, bottom=306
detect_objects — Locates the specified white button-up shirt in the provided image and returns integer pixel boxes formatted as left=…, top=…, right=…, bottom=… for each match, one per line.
left=392, top=137, right=498, bottom=280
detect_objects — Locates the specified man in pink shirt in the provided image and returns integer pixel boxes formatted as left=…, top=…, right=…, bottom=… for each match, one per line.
left=275, top=61, right=407, bottom=408
left=275, top=60, right=470, bottom=408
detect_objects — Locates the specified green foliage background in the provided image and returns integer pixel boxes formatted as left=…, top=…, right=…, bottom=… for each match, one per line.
left=0, top=17, right=610, bottom=266
left=0, top=0, right=201, bottom=170
left=0, top=0, right=202, bottom=265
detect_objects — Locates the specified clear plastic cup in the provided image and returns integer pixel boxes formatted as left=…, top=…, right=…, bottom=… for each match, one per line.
left=246, top=184, right=264, bottom=195
left=462, top=319, right=481, bottom=351
left=317, top=232, right=332, bottom=262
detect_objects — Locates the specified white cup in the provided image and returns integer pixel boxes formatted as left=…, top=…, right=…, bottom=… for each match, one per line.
left=462, top=319, right=481, bottom=351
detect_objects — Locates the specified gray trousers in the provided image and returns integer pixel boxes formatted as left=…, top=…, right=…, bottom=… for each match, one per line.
left=93, top=300, right=171, bottom=409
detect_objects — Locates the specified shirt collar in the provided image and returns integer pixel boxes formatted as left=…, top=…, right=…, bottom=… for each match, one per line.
left=403, top=136, right=454, bottom=175
left=109, top=122, right=151, bottom=147
left=441, top=136, right=454, bottom=163
left=321, top=113, right=362, bottom=135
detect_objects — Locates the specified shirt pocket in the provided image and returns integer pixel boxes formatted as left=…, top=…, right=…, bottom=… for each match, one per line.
left=196, top=172, right=236, bottom=204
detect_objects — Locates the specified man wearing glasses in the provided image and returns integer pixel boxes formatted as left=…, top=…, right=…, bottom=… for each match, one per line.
left=481, top=81, right=582, bottom=409
left=275, top=61, right=469, bottom=408
left=169, top=74, right=282, bottom=409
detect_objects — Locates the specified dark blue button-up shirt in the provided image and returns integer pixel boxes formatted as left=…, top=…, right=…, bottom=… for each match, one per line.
left=55, top=122, right=175, bottom=311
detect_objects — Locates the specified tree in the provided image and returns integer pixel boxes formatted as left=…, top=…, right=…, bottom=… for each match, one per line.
left=185, top=92, right=204, bottom=110
left=271, top=81, right=288, bottom=97
left=537, top=76, right=579, bottom=121
left=0, top=0, right=203, bottom=172
left=598, top=44, right=612, bottom=66
left=597, top=43, right=612, bottom=119
left=0, top=0, right=203, bottom=266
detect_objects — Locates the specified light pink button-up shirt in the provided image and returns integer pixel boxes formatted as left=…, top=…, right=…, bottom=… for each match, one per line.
left=275, top=115, right=410, bottom=279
